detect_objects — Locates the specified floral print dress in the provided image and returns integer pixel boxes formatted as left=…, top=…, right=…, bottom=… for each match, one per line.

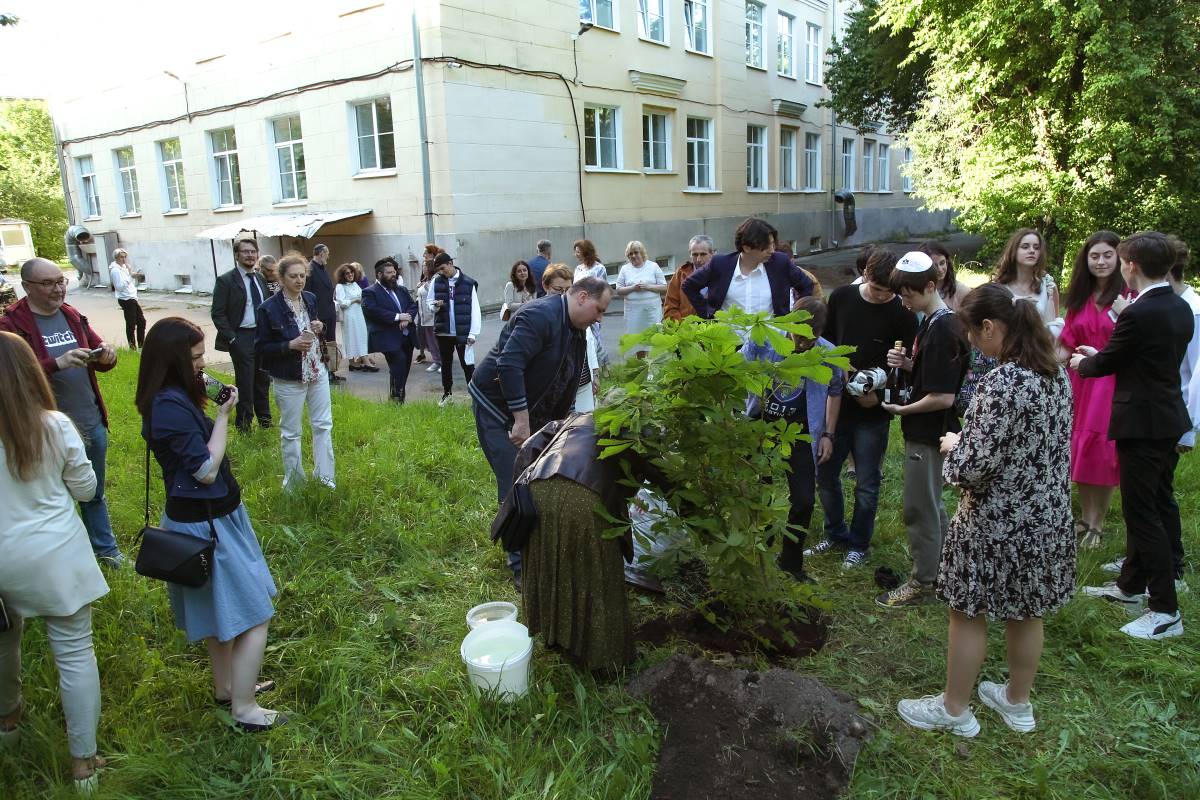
left=937, top=361, right=1076, bottom=619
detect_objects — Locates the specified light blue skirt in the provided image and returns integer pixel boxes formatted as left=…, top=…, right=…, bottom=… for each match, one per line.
left=162, top=503, right=277, bottom=643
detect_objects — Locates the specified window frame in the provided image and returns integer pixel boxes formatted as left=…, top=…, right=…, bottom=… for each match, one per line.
left=683, top=0, right=710, bottom=54
left=805, top=22, right=823, bottom=84
left=580, top=0, right=618, bottom=31
left=270, top=115, right=308, bottom=203
left=877, top=143, right=891, bottom=191
left=745, top=2, right=765, bottom=69
left=351, top=97, right=397, bottom=174
left=686, top=116, right=715, bottom=190
left=804, top=132, right=821, bottom=190
left=642, top=109, right=672, bottom=172
left=157, top=138, right=188, bottom=213
left=841, top=138, right=856, bottom=190
left=862, top=139, right=876, bottom=192
left=584, top=105, right=622, bottom=170
left=777, top=11, right=796, bottom=78
left=208, top=127, right=243, bottom=208
left=636, top=0, right=667, bottom=44
left=903, top=147, right=914, bottom=192
left=113, top=147, right=141, bottom=216
left=76, top=155, right=101, bottom=219
left=779, top=127, right=798, bottom=190
left=746, top=124, right=768, bottom=191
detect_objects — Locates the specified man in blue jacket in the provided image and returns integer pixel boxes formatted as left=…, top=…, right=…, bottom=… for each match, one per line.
left=362, top=257, right=419, bottom=403
left=469, top=276, right=611, bottom=582
left=682, top=217, right=814, bottom=320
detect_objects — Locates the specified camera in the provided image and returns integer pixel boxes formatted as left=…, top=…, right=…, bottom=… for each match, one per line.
left=845, top=367, right=887, bottom=397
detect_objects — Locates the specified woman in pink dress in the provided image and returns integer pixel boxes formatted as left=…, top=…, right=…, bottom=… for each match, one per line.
left=1058, top=231, right=1129, bottom=549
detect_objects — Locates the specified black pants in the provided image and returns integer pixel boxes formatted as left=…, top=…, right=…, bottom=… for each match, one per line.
left=1163, top=448, right=1186, bottom=579
left=437, top=336, right=475, bottom=395
left=381, top=343, right=414, bottom=400
left=117, top=298, right=146, bottom=348
left=779, top=439, right=816, bottom=573
left=231, top=328, right=272, bottom=430
left=1116, top=438, right=1181, bottom=614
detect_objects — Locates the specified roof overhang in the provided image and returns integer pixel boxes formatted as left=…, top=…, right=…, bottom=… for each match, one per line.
left=194, top=209, right=373, bottom=241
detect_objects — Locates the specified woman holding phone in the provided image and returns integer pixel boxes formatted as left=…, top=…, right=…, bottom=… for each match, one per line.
left=256, top=254, right=336, bottom=490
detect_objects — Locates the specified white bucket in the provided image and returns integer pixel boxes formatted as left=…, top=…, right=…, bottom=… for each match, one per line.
left=465, top=601, right=519, bottom=630
left=460, top=620, right=533, bottom=702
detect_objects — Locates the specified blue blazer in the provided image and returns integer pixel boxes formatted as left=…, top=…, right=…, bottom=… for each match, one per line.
left=362, top=282, right=418, bottom=353
left=255, top=290, right=321, bottom=381
left=682, top=250, right=814, bottom=318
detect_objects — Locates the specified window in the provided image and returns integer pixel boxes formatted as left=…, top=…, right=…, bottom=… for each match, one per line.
left=777, top=12, right=795, bottom=77
left=903, top=147, right=914, bottom=192
left=841, top=138, right=855, bottom=190
left=745, top=2, right=764, bottom=68
left=804, top=133, right=821, bottom=190
left=878, top=143, right=891, bottom=191
left=353, top=98, right=396, bottom=172
left=642, top=111, right=670, bottom=171
left=861, top=141, right=879, bottom=192
left=76, top=156, right=100, bottom=218
left=805, top=23, right=822, bottom=83
left=271, top=116, right=307, bottom=202
left=686, top=117, right=714, bottom=189
left=779, top=128, right=797, bottom=190
left=684, top=0, right=709, bottom=53
left=637, top=0, right=666, bottom=43
left=580, top=0, right=615, bottom=29
left=113, top=147, right=140, bottom=215
left=158, top=138, right=187, bottom=211
left=584, top=106, right=620, bottom=169
left=209, top=128, right=242, bottom=207
left=746, top=124, right=767, bottom=190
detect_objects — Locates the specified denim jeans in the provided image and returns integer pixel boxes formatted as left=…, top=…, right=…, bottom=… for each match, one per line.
left=472, top=400, right=521, bottom=575
left=816, top=414, right=891, bottom=552
left=79, top=423, right=119, bottom=557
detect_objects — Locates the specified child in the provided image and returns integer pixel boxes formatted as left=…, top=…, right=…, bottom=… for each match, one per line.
left=745, top=296, right=843, bottom=582
left=878, top=251, right=969, bottom=608
left=1074, top=231, right=1193, bottom=640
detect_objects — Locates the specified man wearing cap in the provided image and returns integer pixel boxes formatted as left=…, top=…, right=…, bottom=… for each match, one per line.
left=428, top=252, right=481, bottom=406
left=362, top=257, right=419, bottom=403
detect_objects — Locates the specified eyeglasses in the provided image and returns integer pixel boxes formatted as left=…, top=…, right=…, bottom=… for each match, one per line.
left=25, top=278, right=68, bottom=289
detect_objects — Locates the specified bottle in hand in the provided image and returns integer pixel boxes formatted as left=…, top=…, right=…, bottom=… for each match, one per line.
left=884, top=340, right=909, bottom=405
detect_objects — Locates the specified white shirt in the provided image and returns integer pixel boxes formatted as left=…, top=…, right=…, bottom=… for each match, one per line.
left=721, top=256, right=773, bottom=316
left=425, top=269, right=482, bottom=339
left=109, top=262, right=138, bottom=301
left=238, top=266, right=260, bottom=328
left=1177, top=285, right=1200, bottom=447
left=574, top=262, right=608, bottom=284
left=1133, top=281, right=1171, bottom=301
left=616, top=261, right=667, bottom=306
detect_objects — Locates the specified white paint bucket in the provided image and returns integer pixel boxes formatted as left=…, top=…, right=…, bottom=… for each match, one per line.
left=460, top=620, right=533, bottom=702
left=465, top=601, right=519, bottom=630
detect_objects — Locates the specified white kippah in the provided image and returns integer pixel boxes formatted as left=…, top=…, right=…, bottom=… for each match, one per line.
left=896, top=251, right=934, bottom=273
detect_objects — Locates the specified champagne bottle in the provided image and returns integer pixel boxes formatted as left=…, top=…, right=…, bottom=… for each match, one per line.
left=885, top=340, right=908, bottom=405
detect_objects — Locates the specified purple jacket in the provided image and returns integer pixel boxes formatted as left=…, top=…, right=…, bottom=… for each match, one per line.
left=682, top=250, right=814, bottom=318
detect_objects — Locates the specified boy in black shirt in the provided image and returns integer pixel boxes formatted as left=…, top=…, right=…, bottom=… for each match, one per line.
left=878, top=251, right=969, bottom=608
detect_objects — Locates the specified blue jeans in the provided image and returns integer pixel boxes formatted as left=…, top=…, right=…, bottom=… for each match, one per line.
left=472, top=401, right=521, bottom=576
left=816, top=414, right=891, bottom=552
left=79, top=423, right=119, bottom=557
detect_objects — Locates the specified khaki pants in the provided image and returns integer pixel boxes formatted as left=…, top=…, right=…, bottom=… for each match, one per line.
left=903, top=440, right=950, bottom=584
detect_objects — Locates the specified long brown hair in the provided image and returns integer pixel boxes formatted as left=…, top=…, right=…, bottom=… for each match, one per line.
left=991, top=228, right=1048, bottom=294
left=958, top=284, right=1059, bottom=377
left=573, top=238, right=598, bottom=265
left=920, top=240, right=957, bottom=299
left=510, top=260, right=537, bottom=294
left=135, top=317, right=207, bottom=416
left=1064, top=231, right=1124, bottom=314
left=0, top=331, right=58, bottom=480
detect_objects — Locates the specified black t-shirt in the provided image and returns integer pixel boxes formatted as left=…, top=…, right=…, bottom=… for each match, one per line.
left=901, top=307, right=969, bottom=445
left=824, top=283, right=919, bottom=424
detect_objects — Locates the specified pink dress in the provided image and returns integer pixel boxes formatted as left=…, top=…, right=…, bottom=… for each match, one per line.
left=1060, top=301, right=1119, bottom=486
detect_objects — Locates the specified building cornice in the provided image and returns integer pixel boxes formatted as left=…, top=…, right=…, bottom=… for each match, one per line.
left=628, top=70, right=687, bottom=98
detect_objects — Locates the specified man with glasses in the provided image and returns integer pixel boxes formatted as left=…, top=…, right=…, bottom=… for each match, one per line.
left=211, top=237, right=273, bottom=432
left=664, top=234, right=713, bottom=321
left=0, top=258, right=124, bottom=566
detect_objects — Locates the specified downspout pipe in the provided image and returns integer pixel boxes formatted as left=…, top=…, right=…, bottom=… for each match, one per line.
left=828, top=0, right=838, bottom=248
left=412, top=7, right=436, bottom=245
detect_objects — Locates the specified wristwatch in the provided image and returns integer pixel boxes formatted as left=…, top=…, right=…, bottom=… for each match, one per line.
left=821, top=431, right=835, bottom=440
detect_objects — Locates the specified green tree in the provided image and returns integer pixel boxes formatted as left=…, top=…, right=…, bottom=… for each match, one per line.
left=0, top=100, right=67, bottom=261
left=826, top=0, right=1200, bottom=270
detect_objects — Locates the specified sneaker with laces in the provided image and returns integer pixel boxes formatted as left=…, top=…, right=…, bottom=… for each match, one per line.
left=1102, top=557, right=1125, bottom=574
left=841, top=550, right=868, bottom=570
left=896, top=694, right=980, bottom=737
left=1120, top=609, right=1183, bottom=640
left=1081, top=582, right=1146, bottom=613
left=426, top=363, right=440, bottom=373
left=438, top=392, right=453, bottom=408
left=803, top=539, right=838, bottom=557
left=875, top=579, right=935, bottom=609
left=977, top=681, right=1035, bottom=732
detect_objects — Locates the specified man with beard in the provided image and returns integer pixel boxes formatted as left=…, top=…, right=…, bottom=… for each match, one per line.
left=362, top=257, right=419, bottom=403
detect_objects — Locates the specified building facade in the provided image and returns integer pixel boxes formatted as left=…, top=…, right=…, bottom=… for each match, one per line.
left=53, top=0, right=948, bottom=301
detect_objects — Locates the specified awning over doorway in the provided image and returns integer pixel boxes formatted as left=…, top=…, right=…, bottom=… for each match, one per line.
left=194, top=209, right=373, bottom=241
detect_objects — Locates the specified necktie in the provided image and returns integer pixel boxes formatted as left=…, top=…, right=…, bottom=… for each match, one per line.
left=249, top=273, right=263, bottom=309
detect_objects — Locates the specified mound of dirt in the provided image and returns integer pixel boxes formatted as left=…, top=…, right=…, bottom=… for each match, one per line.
left=626, top=654, right=871, bottom=800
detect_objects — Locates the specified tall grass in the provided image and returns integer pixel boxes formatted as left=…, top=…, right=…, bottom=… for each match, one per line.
left=2, top=352, right=1197, bottom=798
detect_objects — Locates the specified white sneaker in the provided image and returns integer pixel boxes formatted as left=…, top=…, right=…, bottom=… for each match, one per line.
left=1081, top=582, right=1146, bottom=613
left=897, top=694, right=980, bottom=737
left=438, top=392, right=452, bottom=408
left=1102, top=557, right=1125, bottom=574
left=841, top=549, right=868, bottom=569
left=803, top=539, right=837, bottom=557
left=1120, top=609, right=1183, bottom=640
left=977, top=681, right=1035, bottom=733
left=426, top=363, right=439, bottom=372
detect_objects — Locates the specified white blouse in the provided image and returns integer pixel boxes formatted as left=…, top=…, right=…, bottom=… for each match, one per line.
left=616, top=261, right=667, bottom=306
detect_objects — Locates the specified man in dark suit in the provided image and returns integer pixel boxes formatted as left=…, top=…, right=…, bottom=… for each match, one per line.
left=682, top=217, right=814, bottom=319
left=362, top=257, right=418, bottom=403
left=305, top=243, right=344, bottom=383
left=210, top=236, right=272, bottom=431
left=1073, top=231, right=1193, bottom=640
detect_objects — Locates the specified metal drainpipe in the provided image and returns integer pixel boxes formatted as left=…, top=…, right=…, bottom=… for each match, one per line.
left=828, top=0, right=838, bottom=249
left=51, top=114, right=75, bottom=227
left=412, top=6, right=436, bottom=245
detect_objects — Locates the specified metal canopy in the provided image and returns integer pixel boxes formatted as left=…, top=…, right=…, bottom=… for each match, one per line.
left=194, top=209, right=373, bottom=241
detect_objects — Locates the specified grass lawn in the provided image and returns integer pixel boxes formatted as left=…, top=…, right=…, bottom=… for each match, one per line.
left=2, top=353, right=1198, bottom=799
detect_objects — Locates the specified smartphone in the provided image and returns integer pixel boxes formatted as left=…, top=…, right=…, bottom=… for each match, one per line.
left=86, top=347, right=106, bottom=362
left=200, top=372, right=233, bottom=405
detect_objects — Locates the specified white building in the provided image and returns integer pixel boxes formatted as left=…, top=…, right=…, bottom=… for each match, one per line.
left=52, top=0, right=947, bottom=301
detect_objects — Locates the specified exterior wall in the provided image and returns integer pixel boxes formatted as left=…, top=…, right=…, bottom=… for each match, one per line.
left=50, top=0, right=948, bottom=303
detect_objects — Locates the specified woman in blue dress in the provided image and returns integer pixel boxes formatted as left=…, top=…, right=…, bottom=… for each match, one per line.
left=135, top=317, right=284, bottom=731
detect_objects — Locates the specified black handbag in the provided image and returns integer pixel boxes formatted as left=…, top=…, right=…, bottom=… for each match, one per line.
left=134, top=431, right=218, bottom=589
left=490, top=480, right=538, bottom=552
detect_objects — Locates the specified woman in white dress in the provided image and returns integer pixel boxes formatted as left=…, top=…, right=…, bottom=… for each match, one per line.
left=992, top=229, right=1064, bottom=337
left=615, top=241, right=667, bottom=357
left=334, top=263, right=374, bottom=372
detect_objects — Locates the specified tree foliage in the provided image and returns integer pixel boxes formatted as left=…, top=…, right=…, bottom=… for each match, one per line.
left=827, top=0, right=1200, bottom=270
left=0, top=100, right=67, bottom=261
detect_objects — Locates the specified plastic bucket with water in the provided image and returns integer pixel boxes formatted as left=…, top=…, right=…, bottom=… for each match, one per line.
left=465, top=601, right=518, bottom=630
left=460, top=620, right=533, bottom=702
